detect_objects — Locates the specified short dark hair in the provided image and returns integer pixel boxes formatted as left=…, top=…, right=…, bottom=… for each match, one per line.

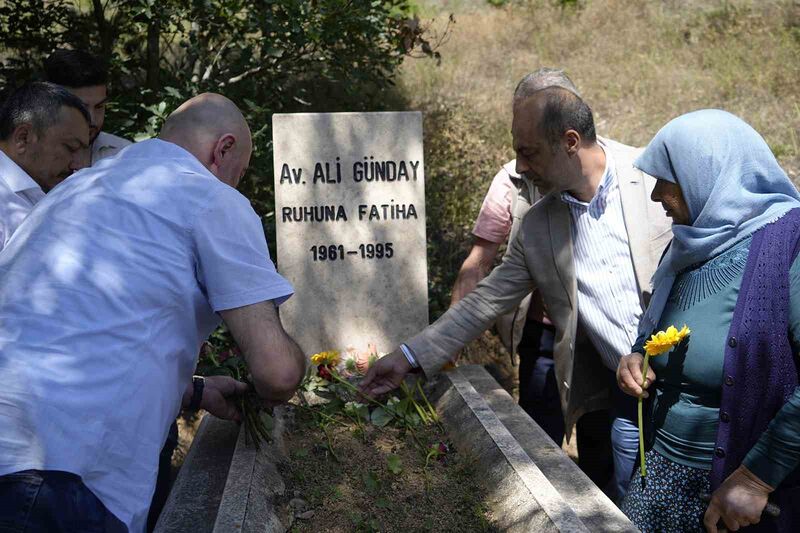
left=537, top=87, right=597, bottom=146
left=44, top=49, right=108, bottom=88
left=0, top=82, right=91, bottom=140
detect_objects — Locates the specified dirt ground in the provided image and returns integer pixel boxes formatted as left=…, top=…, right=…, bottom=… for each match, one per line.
left=277, top=404, right=498, bottom=533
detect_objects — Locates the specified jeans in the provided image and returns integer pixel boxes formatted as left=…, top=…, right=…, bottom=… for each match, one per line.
left=517, top=320, right=638, bottom=502
left=147, top=421, right=179, bottom=532
left=0, top=470, right=126, bottom=533
left=609, top=385, right=640, bottom=503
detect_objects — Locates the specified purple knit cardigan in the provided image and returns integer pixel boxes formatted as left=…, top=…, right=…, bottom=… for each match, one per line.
left=712, top=208, right=800, bottom=531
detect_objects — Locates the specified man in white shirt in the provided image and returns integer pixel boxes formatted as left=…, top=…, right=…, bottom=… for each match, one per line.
left=0, top=93, right=306, bottom=533
left=45, top=49, right=132, bottom=165
left=0, top=81, right=91, bottom=250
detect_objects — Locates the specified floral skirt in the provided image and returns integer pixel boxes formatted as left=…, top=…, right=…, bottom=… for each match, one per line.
left=620, top=450, right=711, bottom=533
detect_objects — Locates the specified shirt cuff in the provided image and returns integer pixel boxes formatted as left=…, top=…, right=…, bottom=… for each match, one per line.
left=210, top=279, right=294, bottom=312
left=400, top=344, right=420, bottom=369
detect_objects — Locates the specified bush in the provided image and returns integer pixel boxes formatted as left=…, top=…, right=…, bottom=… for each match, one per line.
left=0, top=0, right=440, bottom=252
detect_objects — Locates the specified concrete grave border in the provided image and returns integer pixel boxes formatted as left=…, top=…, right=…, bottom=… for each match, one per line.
left=428, top=365, right=637, bottom=532
left=156, top=364, right=636, bottom=532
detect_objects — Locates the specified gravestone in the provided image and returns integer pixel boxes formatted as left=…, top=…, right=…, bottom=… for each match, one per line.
left=272, top=112, right=428, bottom=356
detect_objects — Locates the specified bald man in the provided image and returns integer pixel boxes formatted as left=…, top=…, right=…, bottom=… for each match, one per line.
left=0, top=93, right=306, bottom=533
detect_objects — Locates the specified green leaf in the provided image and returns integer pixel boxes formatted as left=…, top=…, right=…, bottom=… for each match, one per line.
left=375, top=496, right=392, bottom=509
left=293, top=447, right=309, bottom=459
left=260, top=412, right=274, bottom=432
left=362, top=470, right=380, bottom=494
left=395, top=397, right=411, bottom=415
left=370, top=406, right=392, bottom=427
left=386, top=454, right=403, bottom=475
left=404, top=412, right=421, bottom=427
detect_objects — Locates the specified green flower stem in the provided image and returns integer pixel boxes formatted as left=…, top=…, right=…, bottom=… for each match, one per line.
left=401, top=381, right=431, bottom=425
left=416, top=380, right=441, bottom=425
left=330, top=371, right=385, bottom=409
left=321, top=422, right=340, bottom=463
left=638, top=353, right=651, bottom=479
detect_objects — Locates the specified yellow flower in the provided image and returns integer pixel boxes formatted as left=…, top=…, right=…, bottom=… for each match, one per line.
left=310, top=350, right=341, bottom=366
left=644, top=325, right=690, bottom=356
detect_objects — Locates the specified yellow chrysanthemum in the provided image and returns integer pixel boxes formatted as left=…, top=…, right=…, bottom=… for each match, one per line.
left=644, top=325, right=690, bottom=356
left=310, top=350, right=341, bottom=366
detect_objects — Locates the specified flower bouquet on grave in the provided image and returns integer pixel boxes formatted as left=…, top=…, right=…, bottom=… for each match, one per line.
left=638, top=324, right=690, bottom=483
left=196, top=339, right=274, bottom=450
left=298, top=343, right=443, bottom=457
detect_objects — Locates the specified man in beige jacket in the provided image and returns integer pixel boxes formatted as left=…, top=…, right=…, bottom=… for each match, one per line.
left=362, top=72, right=672, bottom=500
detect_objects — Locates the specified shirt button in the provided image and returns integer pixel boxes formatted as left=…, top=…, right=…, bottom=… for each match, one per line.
left=728, top=337, right=737, bottom=348
left=720, top=412, right=730, bottom=423
left=725, top=375, right=735, bottom=386
left=715, top=447, right=726, bottom=458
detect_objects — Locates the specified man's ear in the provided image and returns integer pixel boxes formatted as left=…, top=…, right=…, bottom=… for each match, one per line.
left=12, top=123, right=36, bottom=154
left=563, top=129, right=581, bottom=156
left=212, top=133, right=236, bottom=166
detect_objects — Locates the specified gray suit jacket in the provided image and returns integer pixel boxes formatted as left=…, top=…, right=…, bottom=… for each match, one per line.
left=407, top=138, right=672, bottom=433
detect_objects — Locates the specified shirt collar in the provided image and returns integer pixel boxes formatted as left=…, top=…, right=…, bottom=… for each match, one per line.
left=560, top=145, right=615, bottom=215
left=0, top=149, right=44, bottom=195
left=116, top=138, right=211, bottom=174
left=92, top=131, right=124, bottom=152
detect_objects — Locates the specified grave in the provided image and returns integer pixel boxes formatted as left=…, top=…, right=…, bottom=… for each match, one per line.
left=272, top=111, right=428, bottom=355
left=155, top=112, right=637, bottom=533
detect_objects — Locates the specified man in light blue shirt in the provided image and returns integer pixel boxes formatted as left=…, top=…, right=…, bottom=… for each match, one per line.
left=0, top=93, right=306, bottom=532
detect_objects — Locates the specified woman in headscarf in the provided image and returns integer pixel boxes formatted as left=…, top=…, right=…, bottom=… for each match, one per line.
left=616, top=109, right=800, bottom=532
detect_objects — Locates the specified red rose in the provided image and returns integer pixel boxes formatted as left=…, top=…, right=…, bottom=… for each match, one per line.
left=318, top=365, right=333, bottom=381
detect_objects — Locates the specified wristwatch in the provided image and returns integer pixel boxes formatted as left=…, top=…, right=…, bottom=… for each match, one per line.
left=188, top=375, right=205, bottom=411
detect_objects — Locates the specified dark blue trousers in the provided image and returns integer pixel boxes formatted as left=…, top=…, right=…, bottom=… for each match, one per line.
left=0, top=470, right=126, bottom=533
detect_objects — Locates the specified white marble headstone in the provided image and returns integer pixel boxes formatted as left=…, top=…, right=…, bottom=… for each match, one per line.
left=272, top=112, right=428, bottom=356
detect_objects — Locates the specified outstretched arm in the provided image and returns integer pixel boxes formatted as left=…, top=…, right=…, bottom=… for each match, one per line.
left=362, top=228, right=536, bottom=396
left=221, top=300, right=306, bottom=404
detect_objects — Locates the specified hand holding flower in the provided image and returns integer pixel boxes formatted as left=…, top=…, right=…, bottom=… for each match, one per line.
left=630, top=324, right=690, bottom=481
left=617, top=352, right=656, bottom=398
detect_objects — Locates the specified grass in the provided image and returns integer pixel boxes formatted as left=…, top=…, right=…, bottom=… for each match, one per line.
left=397, top=0, right=800, bottom=387
left=401, top=0, right=800, bottom=178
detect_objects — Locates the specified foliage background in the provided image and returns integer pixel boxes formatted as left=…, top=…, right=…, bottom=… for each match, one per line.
left=0, top=0, right=436, bottom=249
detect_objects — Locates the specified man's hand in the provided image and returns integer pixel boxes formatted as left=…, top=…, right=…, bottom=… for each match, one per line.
left=358, top=350, right=412, bottom=397
left=704, top=465, right=773, bottom=532
left=183, top=375, right=248, bottom=422
left=617, top=352, right=655, bottom=398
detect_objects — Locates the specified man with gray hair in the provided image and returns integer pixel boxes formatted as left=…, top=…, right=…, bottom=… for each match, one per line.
left=0, top=93, right=306, bottom=532
left=449, top=68, right=621, bottom=492
left=0, top=81, right=91, bottom=250
left=364, top=68, right=673, bottom=501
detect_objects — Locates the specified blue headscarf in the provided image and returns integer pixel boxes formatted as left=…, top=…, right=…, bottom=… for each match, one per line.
left=635, top=109, right=800, bottom=336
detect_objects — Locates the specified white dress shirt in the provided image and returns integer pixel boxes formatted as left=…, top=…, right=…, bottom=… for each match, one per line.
left=91, top=131, right=132, bottom=164
left=0, top=149, right=45, bottom=250
left=561, top=146, right=643, bottom=370
left=0, top=139, right=293, bottom=532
